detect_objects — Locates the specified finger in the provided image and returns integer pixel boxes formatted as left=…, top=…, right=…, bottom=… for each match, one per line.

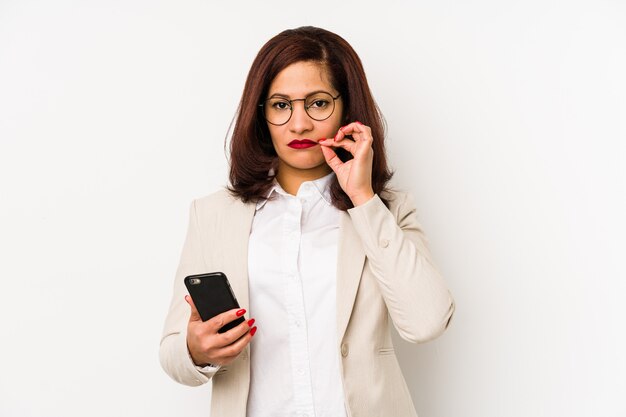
left=185, top=295, right=202, bottom=322
left=320, top=144, right=344, bottom=173
left=323, top=135, right=370, bottom=162
left=333, top=123, right=357, bottom=142
left=339, top=123, right=374, bottom=160
left=337, top=122, right=372, bottom=143
left=206, top=308, right=247, bottom=333
left=338, top=121, right=366, bottom=134
left=215, top=326, right=257, bottom=359
left=215, top=318, right=256, bottom=347
left=334, top=127, right=346, bottom=142
left=321, top=137, right=357, bottom=154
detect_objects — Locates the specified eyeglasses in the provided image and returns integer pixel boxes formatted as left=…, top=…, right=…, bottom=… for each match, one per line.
left=259, top=91, right=341, bottom=126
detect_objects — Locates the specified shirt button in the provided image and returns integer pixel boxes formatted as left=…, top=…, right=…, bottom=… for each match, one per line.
left=297, top=369, right=304, bottom=376
left=379, top=238, right=390, bottom=248
left=295, top=320, right=301, bottom=327
left=341, top=343, right=349, bottom=357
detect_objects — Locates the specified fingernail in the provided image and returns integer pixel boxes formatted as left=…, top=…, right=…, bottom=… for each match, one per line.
left=317, top=138, right=327, bottom=142
left=236, top=309, right=246, bottom=317
left=247, top=318, right=255, bottom=327
left=356, top=121, right=363, bottom=125
left=250, top=326, right=258, bottom=336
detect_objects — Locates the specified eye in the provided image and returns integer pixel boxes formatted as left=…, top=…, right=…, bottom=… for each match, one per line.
left=269, top=99, right=291, bottom=111
left=308, top=99, right=329, bottom=109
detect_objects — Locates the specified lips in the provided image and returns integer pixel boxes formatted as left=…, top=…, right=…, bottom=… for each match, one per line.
left=287, top=139, right=318, bottom=149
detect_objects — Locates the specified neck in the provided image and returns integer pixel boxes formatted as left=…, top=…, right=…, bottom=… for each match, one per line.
left=276, top=163, right=332, bottom=196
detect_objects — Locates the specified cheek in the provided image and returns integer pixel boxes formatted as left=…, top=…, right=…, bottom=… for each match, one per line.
left=327, top=116, right=343, bottom=133
left=332, top=109, right=345, bottom=128
left=335, top=105, right=345, bottom=124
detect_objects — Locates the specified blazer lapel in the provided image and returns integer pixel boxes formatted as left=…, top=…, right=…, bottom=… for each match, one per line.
left=336, top=211, right=366, bottom=342
left=224, top=198, right=256, bottom=312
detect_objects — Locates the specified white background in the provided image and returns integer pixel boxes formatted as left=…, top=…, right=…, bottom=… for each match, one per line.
left=1, top=1, right=625, bottom=416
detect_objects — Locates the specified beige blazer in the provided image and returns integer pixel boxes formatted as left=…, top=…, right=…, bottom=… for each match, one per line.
left=160, top=189, right=455, bottom=417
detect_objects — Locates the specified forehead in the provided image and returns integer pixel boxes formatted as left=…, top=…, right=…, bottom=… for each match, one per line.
left=268, top=61, right=334, bottom=97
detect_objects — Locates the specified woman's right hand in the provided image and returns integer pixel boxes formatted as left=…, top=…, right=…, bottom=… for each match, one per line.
left=185, top=295, right=257, bottom=367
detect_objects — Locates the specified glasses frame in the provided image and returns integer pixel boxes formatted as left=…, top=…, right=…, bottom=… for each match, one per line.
left=259, top=92, right=342, bottom=126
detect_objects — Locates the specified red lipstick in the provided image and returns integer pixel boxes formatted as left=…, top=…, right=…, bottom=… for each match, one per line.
left=288, top=139, right=318, bottom=149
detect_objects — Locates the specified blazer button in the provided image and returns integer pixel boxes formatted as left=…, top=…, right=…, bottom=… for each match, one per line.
left=379, top=238, right=390, bottom=248
left=341, top=343, right=349, bottom=357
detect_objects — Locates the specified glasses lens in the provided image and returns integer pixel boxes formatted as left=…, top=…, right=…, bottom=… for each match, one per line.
left=305, top=92, right=335, bottom=121
left=264, top=97, right=291, bottom=125
left=263, top=92, right=336, bottom=125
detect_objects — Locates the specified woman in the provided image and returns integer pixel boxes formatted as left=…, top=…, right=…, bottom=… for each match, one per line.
left=160, top=26, right=455, bottom=417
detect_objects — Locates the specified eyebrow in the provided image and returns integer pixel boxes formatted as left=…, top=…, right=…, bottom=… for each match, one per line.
left=267, top=89, right=333, bottom=99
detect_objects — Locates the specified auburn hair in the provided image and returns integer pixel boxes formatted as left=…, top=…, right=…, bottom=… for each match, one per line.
left=227, top=26, right=393, bottom=210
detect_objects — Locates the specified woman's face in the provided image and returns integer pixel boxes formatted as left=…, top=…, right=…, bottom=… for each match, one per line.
left=265, top=61, right=343, bottom=180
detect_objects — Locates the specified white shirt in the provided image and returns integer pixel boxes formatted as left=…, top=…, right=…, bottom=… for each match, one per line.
left=246, top=172, right=347, bottom=417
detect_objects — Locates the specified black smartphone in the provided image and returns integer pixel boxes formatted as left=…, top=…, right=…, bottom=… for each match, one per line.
left=184, top=272, right=245, bottom=333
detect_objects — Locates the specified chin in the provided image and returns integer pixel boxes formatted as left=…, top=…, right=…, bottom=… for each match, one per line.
left=280, top=156, right=329, bottom=172
left=278, top=151, right=323, bottom=167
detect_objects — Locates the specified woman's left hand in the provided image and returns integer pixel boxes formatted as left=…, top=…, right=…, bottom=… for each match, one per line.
left=319, top=121, right=375, bottom=206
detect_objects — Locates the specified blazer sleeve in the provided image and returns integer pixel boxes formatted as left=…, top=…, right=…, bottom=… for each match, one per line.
left=347, top=193, right=455, bottom=343
left=159, top=200, right=218, bottom=386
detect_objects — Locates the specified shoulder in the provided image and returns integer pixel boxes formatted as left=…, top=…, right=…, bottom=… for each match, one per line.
left=193, top=188, right=239, bottom=211
left=190, top=188, right=255, bottom=221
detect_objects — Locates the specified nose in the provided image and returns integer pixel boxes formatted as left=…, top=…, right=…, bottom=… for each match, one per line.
left=288, top=100, right=314, bottom=134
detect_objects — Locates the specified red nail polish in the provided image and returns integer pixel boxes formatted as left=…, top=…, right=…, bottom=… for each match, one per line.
left=236, top=309, right=246, bottom=317
left=250, top=326, right=258, bottom=336
left=247, top=319, right=255, bottom=327
left=317, top=138, right=327, bottom=142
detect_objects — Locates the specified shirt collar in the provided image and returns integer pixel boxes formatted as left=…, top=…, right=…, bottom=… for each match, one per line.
left=255, top=172, right=335, bottom=211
